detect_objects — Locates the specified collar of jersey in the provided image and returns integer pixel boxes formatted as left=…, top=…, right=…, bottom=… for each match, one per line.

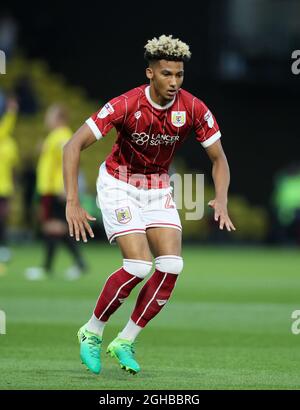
left=145, top=86, right=176, bottom=110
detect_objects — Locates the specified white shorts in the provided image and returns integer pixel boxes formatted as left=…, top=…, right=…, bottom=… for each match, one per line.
left=96, top=162, right=182, bottom=244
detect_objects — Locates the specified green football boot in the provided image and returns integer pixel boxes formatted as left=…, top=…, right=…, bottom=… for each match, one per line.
left=77, top=325, right=102, bottom=374
left=106, top=337, right=140, bottom=374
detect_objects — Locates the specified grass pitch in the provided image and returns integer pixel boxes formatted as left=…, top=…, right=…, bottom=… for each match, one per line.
left=0, top=243, right=300, bottom=390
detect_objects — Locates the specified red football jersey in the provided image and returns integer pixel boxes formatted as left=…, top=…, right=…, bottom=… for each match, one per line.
left=86, top=84, right=221, bottom=189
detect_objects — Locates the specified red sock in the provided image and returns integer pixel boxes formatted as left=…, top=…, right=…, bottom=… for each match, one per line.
left=131, top=269, right=178, bottom=328
left=94, top=267, right=142, bottom=321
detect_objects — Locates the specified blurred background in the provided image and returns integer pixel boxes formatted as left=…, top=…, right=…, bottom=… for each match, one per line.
left=0, top=0, right=300, bottom=390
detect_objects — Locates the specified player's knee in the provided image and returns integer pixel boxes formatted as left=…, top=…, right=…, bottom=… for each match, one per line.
left=155, top=255, right=184, bottom=275
left=123, top=258, right=153, bottom=278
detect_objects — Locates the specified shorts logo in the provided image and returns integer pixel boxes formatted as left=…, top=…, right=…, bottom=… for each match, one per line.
left=171, top=111, right=186, bottom=127
left=134, top=111, right=141, bottom=119
left=115, top=206, right=132, bottom=224
left=204, top=110, right=214, bottom=129
left=98, top=102, right=114, bottom=119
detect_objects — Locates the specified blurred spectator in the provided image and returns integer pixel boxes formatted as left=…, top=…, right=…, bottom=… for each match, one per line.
left=0, top=97, right=19, bottom=266
left=272, top=163, right=300, bottom=244
left=25, top=104, right=87, bottom=280
left=14, top=75, right=39, bottom=115
left=0, top=12, right=18, bottom=59
left=0, top=90, right=6, bottom=115
left=19, top=154, right=36, bottom=233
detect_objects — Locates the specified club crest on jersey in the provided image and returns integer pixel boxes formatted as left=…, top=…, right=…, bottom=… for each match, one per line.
left=204, top=110, right=214, bottom=129
left=171, top=111, right=186, bottom=127
left=134, top=111, right=141, bottom=119
left=115, top=206, right=132, bottom=224
left=98, top=102, right=114, bottom=119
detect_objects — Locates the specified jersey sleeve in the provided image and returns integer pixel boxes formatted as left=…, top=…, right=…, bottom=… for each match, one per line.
left=85, top=96, right=126, bottom=140
left=193, top=98, right=221, bottom=148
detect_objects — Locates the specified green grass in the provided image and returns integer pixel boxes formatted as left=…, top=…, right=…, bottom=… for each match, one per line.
left=0, top=243, right=300, bottom=390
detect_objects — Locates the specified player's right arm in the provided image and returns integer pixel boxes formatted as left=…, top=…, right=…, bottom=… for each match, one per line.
left=64, top=97, right=126, bottom=242
left=63, top=123, right=97, bottom=242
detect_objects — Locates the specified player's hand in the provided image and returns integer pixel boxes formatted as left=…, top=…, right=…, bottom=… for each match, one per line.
left=208, top=199, right=236, bottom=232
left=66, top=200, right=96, bottom=242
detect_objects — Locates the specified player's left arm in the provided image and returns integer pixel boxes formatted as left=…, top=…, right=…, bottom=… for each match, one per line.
left=205, top=140, right=236, bottom=232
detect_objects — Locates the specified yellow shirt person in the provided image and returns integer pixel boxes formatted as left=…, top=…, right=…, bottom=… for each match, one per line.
left=24, top=104, right=86, bottom=280
left=0, top=99, right=18, bottom=265
left=37, top=125, right=72, bottom=195
left=0, top=108, right=19, bottom=197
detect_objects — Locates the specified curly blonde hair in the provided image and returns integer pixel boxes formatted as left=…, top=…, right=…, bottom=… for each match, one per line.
left=144, top=34, right=191, bottom=62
